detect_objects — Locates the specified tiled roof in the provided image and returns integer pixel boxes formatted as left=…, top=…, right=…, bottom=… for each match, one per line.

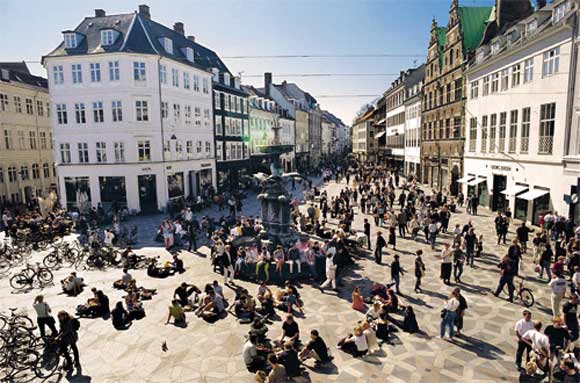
left=43, top=12, right=230, bottom=74
left=0, top=62, right=30, bottom=74
left=0, top=63, right=48, bottom=89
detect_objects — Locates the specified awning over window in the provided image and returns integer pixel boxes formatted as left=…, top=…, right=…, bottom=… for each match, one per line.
left=500, top=184, right=528, bottom=196
left=374, top=131, right=386, bottom=139
left=467, top=178, right=486, bottom=186
left=456, top=175, right=475, bottom=183
left=517, top=189, right=550, bottom=201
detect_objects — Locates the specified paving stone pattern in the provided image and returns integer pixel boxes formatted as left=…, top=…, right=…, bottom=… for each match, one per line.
left=0, top=179, right=553, bottom=382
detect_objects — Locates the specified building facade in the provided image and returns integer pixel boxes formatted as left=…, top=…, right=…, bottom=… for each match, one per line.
left=464, top=0, right=577, bottom=224
left=352, top=107, right=376, bottom=162
left=404, top=67, right=424, bottom=178
left=43, top=6, right=218, bottom=213
left=421, top=1, right=493, bottom=195
left=0, top=63, right=57, bottom=207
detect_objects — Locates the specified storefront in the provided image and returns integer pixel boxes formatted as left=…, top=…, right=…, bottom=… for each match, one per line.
left=467, top=177, right=488, bottom=207
left=500, top=184, right=529, bottom=220
left=517, top=188, right=550, bottom=226
left=64, top=176, right=91, bottom=212
left=99, top=176, right=127, bottom=214
left=167, top=172, right=185, bottom=199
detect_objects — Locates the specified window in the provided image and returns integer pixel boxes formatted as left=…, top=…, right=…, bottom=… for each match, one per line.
left=454, top=79, right=462, bottom=101
left=196, top=141, right=202, bottom=153
left=8, top=167, right=17, bottom=182
left=542, top=47, right=560, bottom=77
left=162, top=37, right=173, bottom=54
left=108, top=61, right=120, bottom=81
left=205, top=141, right=211, bottom=154
left=539, top=103, right=556, bottom=154
left=469, top=117, right=477, bottom=152
left=526, top=20, right=537, bottom=35
left=216, top=117, right=223, bottom=135
left=53, top=65, right=64, bottom=85
left=60, top=143, right=71, bottom=163
left=43, top=163, right=49, bottom=178
left=499, top=112, right=507, bottom=152
left=135, top=100, right=148, bottom=121
left=56, top=104, right=68, bottom=125
left=193, top=75, right=200, bottom=92
left=133, top=62, right=146, bottom=81
left=481, top=115, right=488, bottom=152
left=184, top=47, right=194, bottom=62
left=36, top=100, right=44, bottom=116
left=64, top=33, right=77, bottom=49
left=72, top=64, right=83, bottom=84
left=184, top=105, right=192, bottom=124
left=90, top=63, right=101, bottom=82
left=101, top=30, right=115, bottom=46
left=186, top=141, right=193, bottom=156
left=483, top=76, right=490, bottom=96
left=470, top=81, right=479, bottom=99
left=224, top=95, right=230, bottom=111
left=17, top=131, right=25, bottom=149
left=96, top=142, right=107, bottom=163
left=0, top=93, right=8, bottom=111
left=112, top=100, right=122, bottom=122
left=509, top=110, right=518, bottom=153
left=490, top=114, right=497, bottom=153
left=114, top=142, right=125, bottom=163
left=40, top=132, right=47, bottom=149
left=202, top=78, right=209, bottom=94
left=512, top=63, right=521, bottom=87
left=14, top=96, right=22, bottom=113
left=183, top=73, right=190, bottom=89
left=20, top=166, right=29, bottom=181
left=172, top=68, right=179, bottom=87
left=159, top=65, right=167, bottom=84
left=491, top=72, right=499, bottom=93
left=29, top=131, right=37, bottom=149
left=25, top=98, right=33, bottom=115
left=554, top=1, right=571, bottom=23
left=74, top=103, right=86, bottom=124
left=78, top=142, right=89, bottom=163
left=93, top=101, right=104, bottom=123
left=501, top=69, right=509, bottom=91
left=4, top=130, right=12, bottom=150
left=446, top=83, right=452, bottom=104
left=173, top=104, right=181, bottom=121
left=46, top=102, right=50, bottom=118
left=214, top=92, right=221, bottom=109
left=216, top=142, right=223, bottom=161
left=524, top=58, right=534, bottom=83
left=138, top=140, right=151, bottom=161
left=161, top=102, right=168, bottom=119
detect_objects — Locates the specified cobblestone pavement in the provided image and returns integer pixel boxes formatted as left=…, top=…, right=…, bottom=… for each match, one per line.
left=0, top=178, right=553, bottom=383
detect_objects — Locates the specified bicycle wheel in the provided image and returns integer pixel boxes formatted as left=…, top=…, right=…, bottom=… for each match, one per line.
left=34, top=347, right=59, bottom=379
left=42, top=253, right=59, bottom=269
left=10, top=274, right=30, bottom=290
left=64, top=248, right=80, bottom=267
left=9, top=250, right=24, bottom=265
left=12, top=315, right=35, bottom=330
left=0, top=258, right=10, bottom=274
left=520, top=288, right=535, bottom=307
left=37, top=268, right=54, bottom=285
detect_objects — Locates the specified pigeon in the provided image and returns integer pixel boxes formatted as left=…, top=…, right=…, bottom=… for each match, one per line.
left=162, top=340, right=168, bottom=352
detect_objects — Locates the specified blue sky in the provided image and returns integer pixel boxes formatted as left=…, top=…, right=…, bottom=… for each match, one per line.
left=0, top=0, right=498, bottom=124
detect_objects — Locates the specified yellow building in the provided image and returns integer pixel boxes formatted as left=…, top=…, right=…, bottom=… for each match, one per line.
left=0, top=63, right=56, bottom=207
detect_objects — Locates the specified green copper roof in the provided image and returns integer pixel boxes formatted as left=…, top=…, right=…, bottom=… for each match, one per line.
left=436, top=27, right=447, bottom=67
left=458, top=6, right=493, bottom=52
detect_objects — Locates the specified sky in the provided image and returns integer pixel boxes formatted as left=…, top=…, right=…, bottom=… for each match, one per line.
left=0, top=0, right=499, bottom=125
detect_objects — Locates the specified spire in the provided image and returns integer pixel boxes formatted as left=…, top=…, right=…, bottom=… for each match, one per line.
left=431, top=18, right=438, bottom=31
left=450, top=0, right=458, bottom=10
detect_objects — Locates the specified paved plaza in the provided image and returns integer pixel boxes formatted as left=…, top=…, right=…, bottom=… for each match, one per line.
left=0, top=179, right=554, bottom=383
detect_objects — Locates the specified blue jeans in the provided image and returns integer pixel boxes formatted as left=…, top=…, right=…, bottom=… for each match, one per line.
left=466, top=248, right=474, bottom=266
left=392, top=275, right=400, bottom=293
left=429, top=232, right=437, bottom=248
left=440, top=311, right=457, bottom=338
left=540, top=261, right=552, bottom=280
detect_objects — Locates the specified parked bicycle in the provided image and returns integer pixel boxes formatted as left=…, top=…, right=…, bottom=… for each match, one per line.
left=9, top=263, right=54, bottom=291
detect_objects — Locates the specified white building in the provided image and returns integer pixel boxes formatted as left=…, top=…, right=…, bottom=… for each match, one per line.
left=463, top=0, right=577, bottom=224
left=404, top=91, right=422, bottom=178
left=42, top=6, right=218, bottom=213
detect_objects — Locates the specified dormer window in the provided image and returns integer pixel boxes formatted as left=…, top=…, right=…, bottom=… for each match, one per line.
left=160, top=37, right=173, bottom=54
left=183, top=47, right=194, bottom=62
left=223, top=72, right=230, bottom=86
left=100, top=29, right=117, bottom=46
left=554, top=1, right=570, bottom=23
left=64, top=33, right=78, bottom=49
left=526, top=20, right=537, bottom=35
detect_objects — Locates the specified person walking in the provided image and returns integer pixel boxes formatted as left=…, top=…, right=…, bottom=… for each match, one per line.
left=514, top=309, right=534, bottom=370
left=320, top=246, right=337, bottom=292
left=375, top=232, right=386, bottom=265
left=57, top=311, right=81, bottom=373
left=454, top=288, right=468, bottom=336
left=390, top=255, right=404, bottom=295
left=549, top=272, right=567, bottom=317
left=428, top=221, right=439, bottom=250
left=516, top=222, right=534, bottom=254
left=33, top=295, right=58, bottom=339
left=439, top=289, right=460, bottom=340
left=493, top=255, right=517, bottom=302
left=439, top=243, right=453, bottom=285
left=414, top=250, right=426, bottom=293
left=463, top=227, right=477, bottom=267
left=364, top=218, right=371, bottom=251
left=452, top=244, right=465, bottom=284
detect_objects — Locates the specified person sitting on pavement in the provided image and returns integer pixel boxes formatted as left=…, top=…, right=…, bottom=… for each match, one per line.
left=111, top=301, right=132, bottom=330
left=196, top=290, right=226, bottom=323
left=337, top=325, right=368, bottom=358
left=61, top=272, right=84, bottom=296
left=166, top=299, right=186, bottom=326
left=173, top=282, right=201, bottom=308
left=255, top=354, right=287, bottom=383
left=172, top=254, right=185, bottom=274
left=113, top=268, right=133, bottom=290
left=243, top=334, right=271, bottom=372
left=277, top=342, right=302, bottom=378
left=299, top=329, right=331, bottom=365
left=278, top=314, right=300, bottom=347
left=120, top=247, right=138, bottom=269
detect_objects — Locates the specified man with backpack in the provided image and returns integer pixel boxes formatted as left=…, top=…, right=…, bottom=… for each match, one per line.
left=57, top=310, right=81, bottom=373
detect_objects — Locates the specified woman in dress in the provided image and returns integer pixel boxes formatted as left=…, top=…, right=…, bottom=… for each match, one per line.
left=351, top=286, right=366, bottom=313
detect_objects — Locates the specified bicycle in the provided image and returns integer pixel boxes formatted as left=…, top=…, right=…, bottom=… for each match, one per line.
left=0, top=307, right=34, bottom=332
left=9, top=263, right=54, bottom=290
left=502, top=275, right=535, bottom=307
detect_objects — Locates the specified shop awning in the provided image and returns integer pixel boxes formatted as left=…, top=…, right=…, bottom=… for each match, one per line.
left=456, top=175, right=475, bottom=183
left=374, top=131, right=386, bottom=139
left=500, top=184, right=528, bottom=196
left=467, top=178, right=486, bottom=186
left=517, top=189, right=549, bottom=201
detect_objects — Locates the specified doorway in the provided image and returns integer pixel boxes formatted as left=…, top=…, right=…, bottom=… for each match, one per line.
left=450, top=165, right=460, bottom=196
left=138, top=174, right=158, bottom=213
left=492, top=174, right=507, bottom=212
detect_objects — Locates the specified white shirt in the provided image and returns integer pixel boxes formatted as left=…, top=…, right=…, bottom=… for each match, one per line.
left=440, top=248, right=452, bottom=264
left=353, top=334, right=368, bottom=351
left=514, top=318, right=535, bottom=337
left=242, top=340, right=258, bottom=365
left=33, top=302, right=51, bottom=318
left=104, top=231, right=115, bottom=245
left=523, top=330, right=550, bottom=352
left=548, top=277, right=567, bottom=295
left=444, top=297, right=460, bottom=312
left=325, top=255, right=336, bottom=271
left=184, top=210, right=193, bottom=222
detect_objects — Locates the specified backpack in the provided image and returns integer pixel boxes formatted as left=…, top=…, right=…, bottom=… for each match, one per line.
left=72, top=317, right=80, bottom=331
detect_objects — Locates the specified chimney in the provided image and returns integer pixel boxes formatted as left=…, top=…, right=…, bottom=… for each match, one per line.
left=264, top=72, right=272, bottom=97
left=536, top=0, right=546, bottom=10
left=173, top=22, right=184, bottom=35
left=94, top=9, right=106, bottom=17
left=138, top=5, right=150, bottom=19
left=187, top=35, right=195, bottom=43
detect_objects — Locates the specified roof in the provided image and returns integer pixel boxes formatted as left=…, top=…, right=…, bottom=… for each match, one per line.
left=436, top=27, right=447, bottom=67
left=458, top=6, right=494, bottom=52
left=0, top=63, right=48, bottom=89
left=43, top=11, right=230, bottom=75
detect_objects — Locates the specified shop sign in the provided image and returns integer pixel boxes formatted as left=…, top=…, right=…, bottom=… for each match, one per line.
left=491, top=165, right=511, bottom=171
left=201, top=163, right=212, bottom=168
left=141, top=167, right=151, bottom=171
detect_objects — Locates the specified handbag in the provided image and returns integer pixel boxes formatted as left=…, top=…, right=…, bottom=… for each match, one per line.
left=440, top=309, right=447, bottom=318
